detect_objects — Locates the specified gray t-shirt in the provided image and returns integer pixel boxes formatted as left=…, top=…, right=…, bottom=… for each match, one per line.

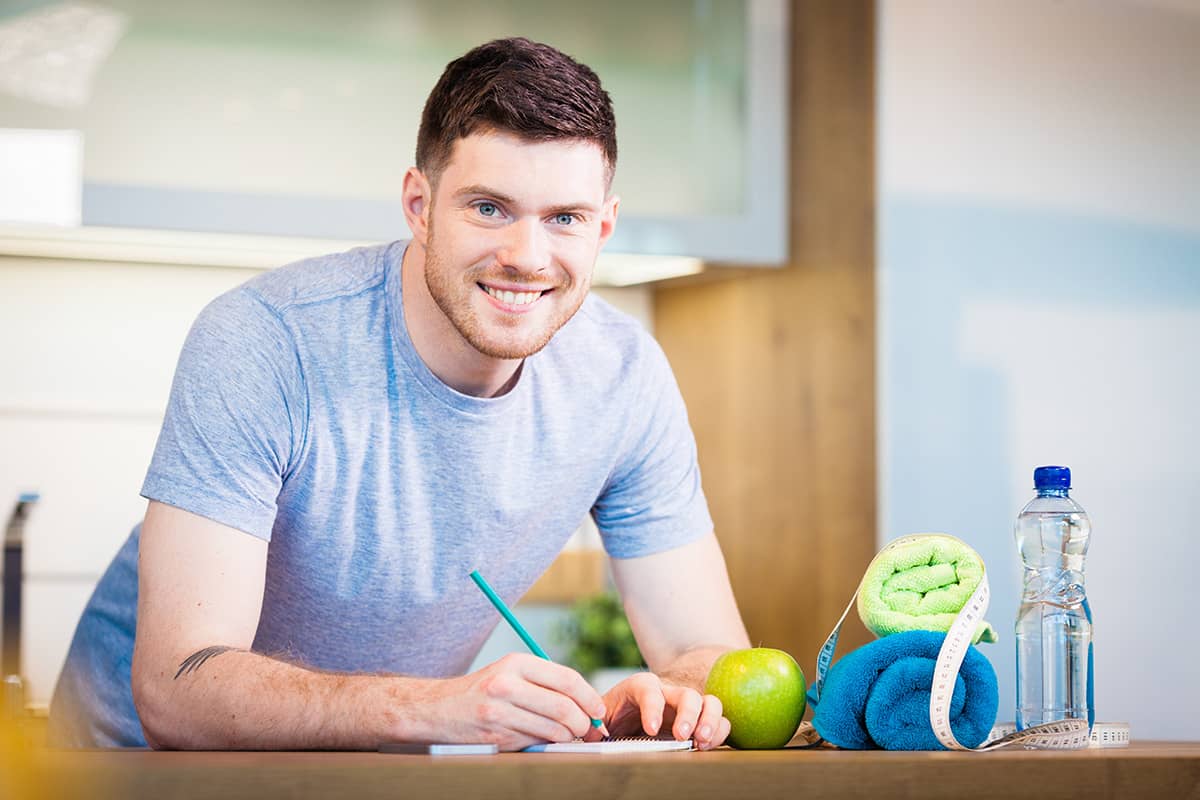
left=49, top=241, right=712, bottom=747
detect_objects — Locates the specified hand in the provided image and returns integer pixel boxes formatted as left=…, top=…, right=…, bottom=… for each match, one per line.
left=435, top=654, right=608, bottom=751
left=597, top=671, right=730, bottom=750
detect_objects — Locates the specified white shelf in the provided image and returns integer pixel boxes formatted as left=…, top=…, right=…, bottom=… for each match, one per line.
left=0, top=224, right=704, bottom=286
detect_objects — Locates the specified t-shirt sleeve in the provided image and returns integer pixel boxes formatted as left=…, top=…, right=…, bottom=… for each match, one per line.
left=592, top=336, right=714, bottom=559
left=140, top=287, right=306, bottom=541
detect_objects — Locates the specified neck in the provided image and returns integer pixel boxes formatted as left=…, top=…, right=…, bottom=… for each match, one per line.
left=400, top=242, right=523, bottom=398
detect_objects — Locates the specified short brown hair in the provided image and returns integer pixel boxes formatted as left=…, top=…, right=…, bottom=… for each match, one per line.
left=416, top=37, right=617, bottom=188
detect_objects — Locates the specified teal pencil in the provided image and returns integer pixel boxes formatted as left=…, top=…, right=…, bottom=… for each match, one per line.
left=469, top=569, right=607, bottom=733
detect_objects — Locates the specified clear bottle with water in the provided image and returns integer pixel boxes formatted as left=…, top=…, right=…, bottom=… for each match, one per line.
left=1014, top=465, right=1093, bottom=730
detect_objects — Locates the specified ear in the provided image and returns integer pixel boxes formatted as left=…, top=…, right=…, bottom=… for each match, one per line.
left=402, top=167, right=433, bottom=247
left=597, top=193, right=620, bottom=250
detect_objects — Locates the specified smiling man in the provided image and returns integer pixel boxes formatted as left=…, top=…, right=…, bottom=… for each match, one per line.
left=406, top=131, right=609, bottom=396
left=48, top=37, right=751, bottom=751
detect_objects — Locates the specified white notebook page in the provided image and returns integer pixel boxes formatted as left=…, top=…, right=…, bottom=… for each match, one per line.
left=523, top=737, right=694, bottom=754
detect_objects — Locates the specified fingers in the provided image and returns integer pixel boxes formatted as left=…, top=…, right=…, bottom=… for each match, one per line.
left=691, top=694, right=726, bottom=750
left=628, top=674, right=667, bottom=736
left=484, top=654, right=605, bottom=739
left=470, top=658, right=737, bottom=752
left=505, top=682, right=595, bottom=739
left=494, top=704, right=581, bottom=747
left=710, top=715, right=732, bottom=749
left=582, top=722, right=607, bottom=743
left=662, top=684, right=703, bottom=741
left=513, top=655, right=607, bottom=718
left=653, top=682, right=730, bottom=750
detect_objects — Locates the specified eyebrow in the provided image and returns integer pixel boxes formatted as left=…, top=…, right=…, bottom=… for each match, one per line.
left=453, top=184, right=600, bottom=215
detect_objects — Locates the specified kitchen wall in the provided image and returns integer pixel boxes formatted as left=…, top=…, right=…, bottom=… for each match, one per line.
left=0, top=1, right=772, bottom=258
left=0, top=251, right=649, bottom=708
left=879, top=0, right=1200, bottom=739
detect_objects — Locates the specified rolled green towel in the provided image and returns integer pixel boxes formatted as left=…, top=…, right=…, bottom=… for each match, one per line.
left=857, top=533, right=998, bottom=644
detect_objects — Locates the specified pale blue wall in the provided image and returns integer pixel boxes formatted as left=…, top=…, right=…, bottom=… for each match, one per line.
left=879, top=0, right=1200, bottom=740
left=880, top=194, right=1200, bottom=739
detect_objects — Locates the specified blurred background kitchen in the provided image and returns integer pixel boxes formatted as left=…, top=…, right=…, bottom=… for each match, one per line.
left=0, top=0, right=1196, bottom=746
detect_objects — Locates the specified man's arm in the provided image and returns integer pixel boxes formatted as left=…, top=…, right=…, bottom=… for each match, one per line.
left=131, top=500, right=607, bottom=750
left=605, top=531, right=751, bottom=749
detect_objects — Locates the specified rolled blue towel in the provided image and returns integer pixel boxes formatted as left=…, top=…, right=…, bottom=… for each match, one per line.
left=811, top=630, right=998, bottom=750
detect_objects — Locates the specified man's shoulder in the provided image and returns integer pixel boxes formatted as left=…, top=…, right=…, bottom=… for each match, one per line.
left=540, top=292, right=671, bottom=394
left=239, top=240, right=403, bottom=314
left=563, top=292, right=658, bottom=359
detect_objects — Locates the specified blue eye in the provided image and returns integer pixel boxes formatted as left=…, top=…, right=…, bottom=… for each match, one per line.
left=554, top=213, right=575, bottom=225
left=477, top=202, right=499, bottom=217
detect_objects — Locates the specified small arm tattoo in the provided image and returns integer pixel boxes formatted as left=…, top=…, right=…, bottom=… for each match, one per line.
left=174, top=646, right=240, bottom=680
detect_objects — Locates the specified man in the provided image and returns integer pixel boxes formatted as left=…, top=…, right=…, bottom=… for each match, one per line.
left=49, top=37, right=750, bottom=751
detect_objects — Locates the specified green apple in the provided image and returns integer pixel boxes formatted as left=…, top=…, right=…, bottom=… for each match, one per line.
left=704, top=647, right=806, bottom=749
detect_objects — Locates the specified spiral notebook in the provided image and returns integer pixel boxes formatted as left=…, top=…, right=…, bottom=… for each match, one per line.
left=523, top=737, right=694, bottom=753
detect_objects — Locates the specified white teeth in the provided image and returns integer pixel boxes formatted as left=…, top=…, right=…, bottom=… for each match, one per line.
left=484, top=286, right=541, bottom=305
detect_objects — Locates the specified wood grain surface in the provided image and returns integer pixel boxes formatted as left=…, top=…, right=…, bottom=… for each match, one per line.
left=22, top=742, right=1200, bottom=800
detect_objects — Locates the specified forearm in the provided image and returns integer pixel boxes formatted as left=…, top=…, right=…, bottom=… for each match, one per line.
left=133, top=645, right=444, bottom=750
left=655, top=644, right=738, bottom=692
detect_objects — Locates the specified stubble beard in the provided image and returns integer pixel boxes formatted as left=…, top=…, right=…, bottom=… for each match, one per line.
left=422, top=230, right=590, bottom=361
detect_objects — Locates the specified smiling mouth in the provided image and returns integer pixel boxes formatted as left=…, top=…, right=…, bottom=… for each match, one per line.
left=478, top=283, right=552, bottom=307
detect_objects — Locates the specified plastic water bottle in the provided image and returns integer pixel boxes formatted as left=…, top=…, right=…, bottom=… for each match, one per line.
left=1014, top=465, right=1093, bottom=730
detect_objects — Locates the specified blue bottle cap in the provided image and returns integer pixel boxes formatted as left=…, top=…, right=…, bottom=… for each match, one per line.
left=1033, top=465, right=1071, bottom=490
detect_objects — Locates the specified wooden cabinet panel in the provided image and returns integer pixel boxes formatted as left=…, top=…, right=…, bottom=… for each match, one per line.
left=654, top=0, right=877, bottom=666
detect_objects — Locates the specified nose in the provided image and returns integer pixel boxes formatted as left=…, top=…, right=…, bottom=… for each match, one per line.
left=496, top=216, right=551, bottom=275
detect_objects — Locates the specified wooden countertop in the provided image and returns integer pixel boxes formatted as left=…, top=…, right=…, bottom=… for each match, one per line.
left=19, top=742, right=1200, bottom=800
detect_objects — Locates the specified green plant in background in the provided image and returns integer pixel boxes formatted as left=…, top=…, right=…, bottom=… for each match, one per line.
left=555, top=591, right=644, bottom=676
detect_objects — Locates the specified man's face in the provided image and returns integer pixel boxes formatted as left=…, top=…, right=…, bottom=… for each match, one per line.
left=420, top=131, right=617, bottom=360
